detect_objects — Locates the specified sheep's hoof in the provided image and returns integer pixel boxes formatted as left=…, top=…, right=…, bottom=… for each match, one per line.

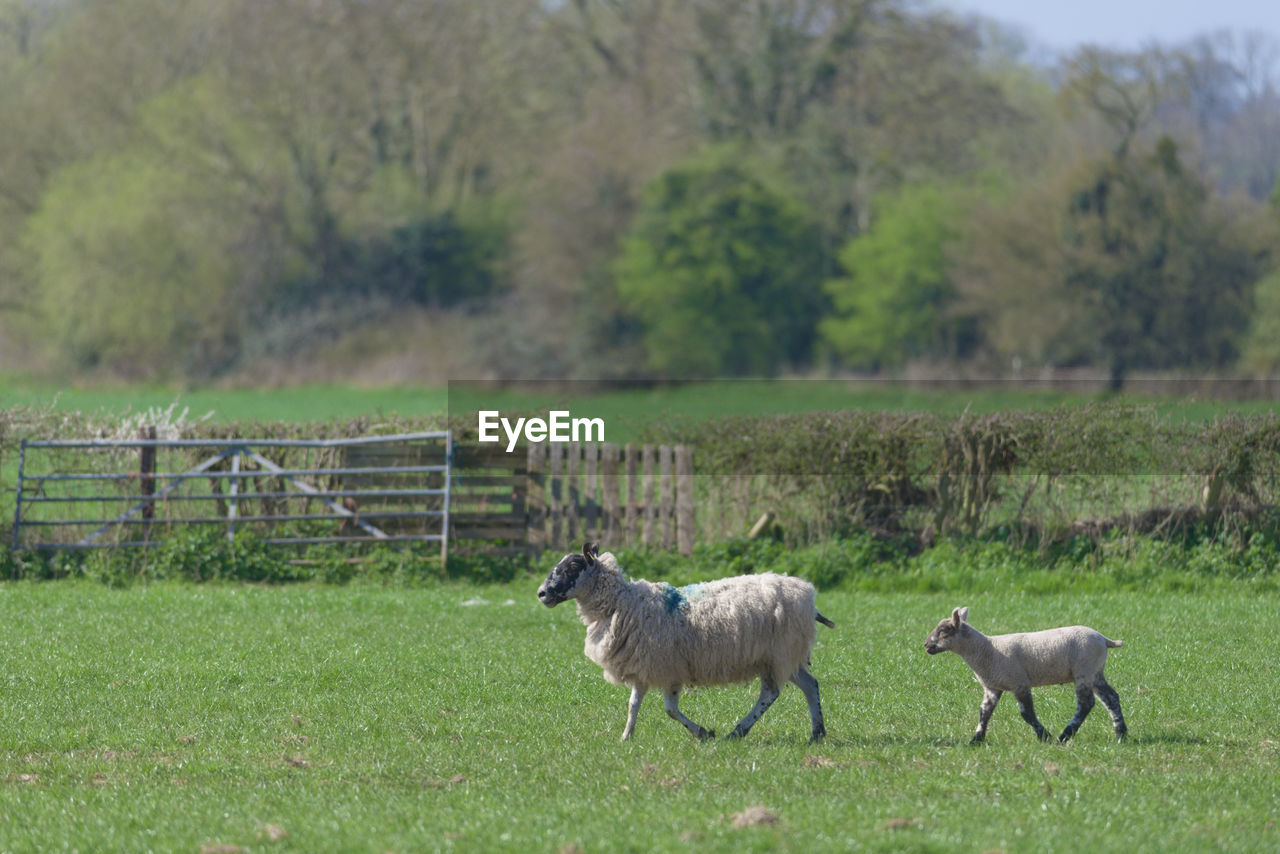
left=968, top=735, right=986, bottom=746
left=809, top=730, right=826, bottom=744
left=696, top=728, right=716, bottom=741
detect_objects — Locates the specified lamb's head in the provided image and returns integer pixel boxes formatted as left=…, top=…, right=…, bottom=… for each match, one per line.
left=924, top=606, right=971, bottom=655
left=537, top=542, right=600, bottom=607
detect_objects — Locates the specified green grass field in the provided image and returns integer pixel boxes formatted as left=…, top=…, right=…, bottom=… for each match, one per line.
left=0, top=580, right=1275, bottom=853
left=2, top=378, right=1275, bottom=431
left=0, top=381, right=451, bottom=424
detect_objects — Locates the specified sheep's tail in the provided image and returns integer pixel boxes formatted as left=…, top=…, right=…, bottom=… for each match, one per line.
left=815, top=611, right=835, bottom=629
left=1106, top=638, right=1123, bottom=648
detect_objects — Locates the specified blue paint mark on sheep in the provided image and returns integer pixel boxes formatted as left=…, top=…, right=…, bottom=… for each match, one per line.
left=679, top=583, right=708, bottom=603
left=660, top=583, right=688, bottom=614
left=659, top=582, right=710, bottom=614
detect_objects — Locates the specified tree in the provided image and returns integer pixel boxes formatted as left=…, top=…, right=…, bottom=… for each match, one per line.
left=23, top=150, right=242, bottom=378
left=820, top=182, right=973, bottom=368
left=1061, top=136, right=1259, bottom=388
left=614, top=152, right=828, bottom=377
left=687, top=0, right=1016, bottom=235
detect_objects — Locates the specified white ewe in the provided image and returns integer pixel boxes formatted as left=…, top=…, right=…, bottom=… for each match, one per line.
left=537, top=543, right=833, bottom=742
left=924, top=606, right=1127, bottom=743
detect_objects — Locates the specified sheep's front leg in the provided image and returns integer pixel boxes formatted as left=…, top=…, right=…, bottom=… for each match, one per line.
left=728, top=675, right=780, bottom=740
left=1058, top=682, right=1095, bottom=742
left=1014, top=688, right=1052, bottom=741
left=971, top=688, right=1002, bottom=744
left=621, top=685, right=647, bottom=741
left=663, top=688, right=714, bottom=740
left=791, top=666, right=826, bottom=742
left=1094, top=678, right=1127, bottom=742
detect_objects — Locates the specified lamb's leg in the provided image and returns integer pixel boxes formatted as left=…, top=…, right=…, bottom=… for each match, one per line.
left=663, top=688, right=714, bottom=740
left=1058, top=682, right=1096, bottom=742
left=971, top=688, right=1002, bottom=744
left=1093, top=677, right=1127, bottom=742
left=791, top=666, right=826, bottom=742
left=728, top=675, right=780, bottom=740
left=621, top=685, right=647, bottom=741
left=1014, top=688, right=1052, bottom=741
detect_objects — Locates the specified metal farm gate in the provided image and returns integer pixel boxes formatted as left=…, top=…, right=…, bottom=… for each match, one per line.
left=11, top=433, right=698, bottom=558
left=12, top=432, right=452, bottom=560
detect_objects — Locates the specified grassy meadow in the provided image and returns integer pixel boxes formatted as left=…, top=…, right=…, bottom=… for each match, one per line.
left=0, top=580, right=1275, bottom=853
left=1, top=380, right=1278, bottom=851
left=2, top=378, right=1276, bottom=434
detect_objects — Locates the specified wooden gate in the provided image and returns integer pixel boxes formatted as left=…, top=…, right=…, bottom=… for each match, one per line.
left=524, top=442, right=694, bottom=554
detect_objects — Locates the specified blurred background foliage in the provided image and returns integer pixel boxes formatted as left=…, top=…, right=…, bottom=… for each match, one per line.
left=0, top=0, right=1278, bottom=385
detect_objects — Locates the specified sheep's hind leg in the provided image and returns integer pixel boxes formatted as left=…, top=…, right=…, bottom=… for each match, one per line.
left=728, top=675, right=780, bottom=740
left=791, top=666, right=826, bottom=742
left=621, top=685, right=647, bottom=741
left=664, top=688, right=714, bottom=740
left=1014, top=688, right=1052, bottom=741
left=1058, top=682, right=1096, bottom=742
left=1094, top=677, right=1127, bottom=742
left=971, top=688, right=1002, bottom=744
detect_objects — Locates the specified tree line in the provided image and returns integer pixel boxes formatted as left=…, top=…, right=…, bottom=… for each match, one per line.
left=0, top=0, right=1277, bottom=385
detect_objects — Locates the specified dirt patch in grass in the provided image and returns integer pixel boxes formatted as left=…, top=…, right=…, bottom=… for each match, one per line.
left=729, top=806, right=779, bottom=828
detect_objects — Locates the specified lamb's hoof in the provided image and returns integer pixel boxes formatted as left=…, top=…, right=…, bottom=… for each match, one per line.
left=1115, top=730, right=1128, bottom=743
left=968, top=735, right=986, bottom=746
left=1056, top=730, right=1074, bottom=743
left=809, top=730, right=826, bottom=744
left=697, top=728, right=716, bottom=741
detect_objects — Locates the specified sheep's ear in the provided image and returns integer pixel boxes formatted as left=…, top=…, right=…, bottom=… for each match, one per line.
left=583, top=542, right=599, bottom=564
left=952, top=607, right=969, bottom=626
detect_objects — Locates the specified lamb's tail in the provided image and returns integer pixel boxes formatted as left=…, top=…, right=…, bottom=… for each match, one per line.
left=1106, top=638, right=1123, bottom=648
left=815, top=611, right=835, bottom=629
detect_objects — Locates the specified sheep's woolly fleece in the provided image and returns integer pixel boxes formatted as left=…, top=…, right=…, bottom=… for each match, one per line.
left=572, top=553, right=820, bottom=691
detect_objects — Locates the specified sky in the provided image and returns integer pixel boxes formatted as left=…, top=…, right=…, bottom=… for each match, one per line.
left=938, top=0, right=1278, bottom=52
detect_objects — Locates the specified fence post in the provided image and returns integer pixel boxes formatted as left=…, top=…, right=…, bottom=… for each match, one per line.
left=227, top=449, right=240, bottom=542
left=583, top=443, right=599, bottom=540
left=676, top=445, right=694, bottom=555
left=549, top=442, right=564, bottom=547
left=139, top=425, right=156, bottom=543
left=641, top=445, right=656, bottom=547
left=526, top=443, right=547, bottom=553
left=601, top=443, right=620, bottom=546
left=11, top=439, right=27, bottom=551
left=565, top=443, right=580, bottom=546
left=624, top=443, right=638, bottom=545
left=659, top=445, right=674, bottom=549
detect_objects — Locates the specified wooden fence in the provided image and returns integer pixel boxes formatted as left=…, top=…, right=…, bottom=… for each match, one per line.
left=445, top=441, right=695, bottom=555
left=525, top=442, right=695, bottom=554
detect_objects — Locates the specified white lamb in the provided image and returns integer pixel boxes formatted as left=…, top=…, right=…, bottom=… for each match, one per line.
left=537, top=543, right=833, bottom=742
left=924, top=606, right=1127, bottom=744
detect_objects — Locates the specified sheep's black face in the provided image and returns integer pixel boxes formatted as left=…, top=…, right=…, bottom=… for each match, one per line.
left=537, top=553, right=589, bottom=607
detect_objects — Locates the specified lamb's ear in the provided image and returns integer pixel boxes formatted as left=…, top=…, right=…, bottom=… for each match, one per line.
left=583, top=542, right=599, bottom=565
left=952, top=606, right=969, bottom=626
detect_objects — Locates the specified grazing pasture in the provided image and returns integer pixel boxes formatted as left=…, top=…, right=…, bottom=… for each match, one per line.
left=2, top=378, right=1276, bottom=430
left=0, top=581, right=1275, bottom=852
